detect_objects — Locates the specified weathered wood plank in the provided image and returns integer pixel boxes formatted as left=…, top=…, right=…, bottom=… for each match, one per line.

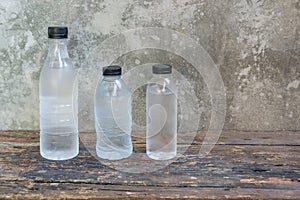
left=1, top=183, right=300, bottom=200
left=0, top=131, right=300, bottom=199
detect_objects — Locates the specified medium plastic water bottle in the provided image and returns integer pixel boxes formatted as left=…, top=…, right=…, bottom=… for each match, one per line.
left=39, top=27, right=78, bottom=160
left=94, top=66, right=132, bottom=160
left=146, top=64, right=177, bottom=160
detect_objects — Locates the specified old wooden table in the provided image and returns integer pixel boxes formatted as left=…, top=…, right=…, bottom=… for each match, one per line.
left=0, top=131, right=299, bottom=199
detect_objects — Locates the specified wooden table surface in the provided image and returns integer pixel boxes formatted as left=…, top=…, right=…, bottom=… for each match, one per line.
left=0, top=130, right=299, bottom=199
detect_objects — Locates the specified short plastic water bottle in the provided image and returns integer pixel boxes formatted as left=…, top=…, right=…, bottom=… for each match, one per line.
left=39, top=27, right=78, bottom=160
left=94, top=66, right=132, bottom=160
left=146, top=64, right=177, bottom=160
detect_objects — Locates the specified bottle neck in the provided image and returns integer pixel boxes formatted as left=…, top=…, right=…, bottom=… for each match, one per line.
left=47, top=38, right=69, bottom=59
left=103, top=75, right=121, bottom=81
left=152, top=73, right=171, bottom=80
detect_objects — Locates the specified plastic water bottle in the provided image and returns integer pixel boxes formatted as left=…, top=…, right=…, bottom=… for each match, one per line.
left=94, top=66, right=132, bottom=160
left=146, top=64, right=177, bottom=160
left=39, top=27, right=78, bottom=160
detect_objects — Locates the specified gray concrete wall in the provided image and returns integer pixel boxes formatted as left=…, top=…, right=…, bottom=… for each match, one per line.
left=0, top=0, right=299, bottom=131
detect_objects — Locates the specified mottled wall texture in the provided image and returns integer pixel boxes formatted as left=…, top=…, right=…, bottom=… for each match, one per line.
left=0, top=0, right=299, bottom=131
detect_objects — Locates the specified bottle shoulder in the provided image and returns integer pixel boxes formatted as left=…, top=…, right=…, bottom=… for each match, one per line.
left=43, top=57, right=74, bottom=69
left=96, top=78, right=130, bottom=97
left=147, top=76, right=177, bottom=95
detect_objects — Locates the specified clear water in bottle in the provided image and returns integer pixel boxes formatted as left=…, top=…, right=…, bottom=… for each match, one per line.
left=94, top=66, right=132, bottom=160
left=146, top=85, right=177, bottom=160
left=40, top=68, right=79, bottom=160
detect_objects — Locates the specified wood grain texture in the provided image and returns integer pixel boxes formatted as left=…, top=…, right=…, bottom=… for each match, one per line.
left=0, top=131, right=300, bottom=199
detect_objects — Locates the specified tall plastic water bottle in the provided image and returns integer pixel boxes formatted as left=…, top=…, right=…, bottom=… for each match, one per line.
left=94, top=66, right=132, bottom=160
left=39, top=27, right=78, bottom=160
left=146, top=64, right=177, bottom=160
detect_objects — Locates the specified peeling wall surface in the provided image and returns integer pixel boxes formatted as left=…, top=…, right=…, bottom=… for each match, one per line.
left=0, top=0, right=299, bottom=131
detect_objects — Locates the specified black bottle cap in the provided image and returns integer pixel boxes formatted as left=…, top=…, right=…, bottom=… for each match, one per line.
left=152, top=64, right=172, bottom=74
left=48, top=27, right=68, bottom=39
left=103, top=65, right=122, bottom=76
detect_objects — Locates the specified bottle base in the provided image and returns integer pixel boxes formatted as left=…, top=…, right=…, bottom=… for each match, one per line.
left=147, top=151, right=176, bottom=160
left=40, top=151, right=78, bottom=161
left=96, top=147, right=132, bottom=160
left=40, top=131, right=79, bottom=161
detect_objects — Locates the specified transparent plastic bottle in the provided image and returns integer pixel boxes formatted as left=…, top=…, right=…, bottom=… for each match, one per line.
left=39, top=27, right=78, bottom=160
left=94, top=66, right=132, bottom=160
left=146, top=64, right=177, bottom=160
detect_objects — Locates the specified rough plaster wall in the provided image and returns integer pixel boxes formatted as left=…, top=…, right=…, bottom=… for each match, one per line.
left=0, top=0, right=299, bottom=131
